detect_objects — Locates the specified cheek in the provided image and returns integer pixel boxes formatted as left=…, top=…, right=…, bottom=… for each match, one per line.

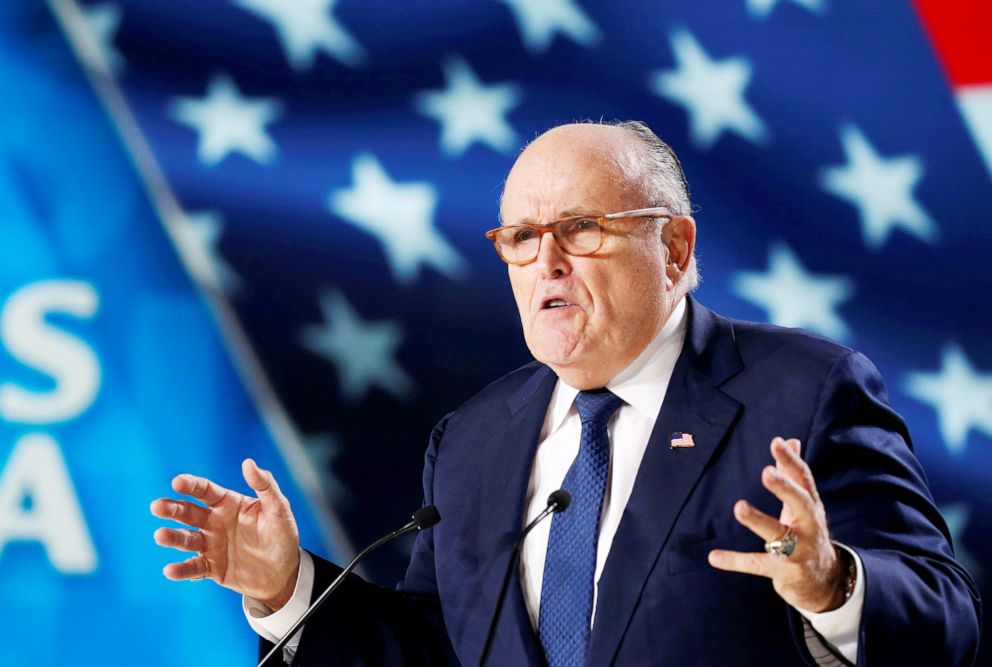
left=508, top=271, right=530, bottom=316
left=602, top=263, right=666, bottom=325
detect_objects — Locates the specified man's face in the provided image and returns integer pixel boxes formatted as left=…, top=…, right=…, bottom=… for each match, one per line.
left=499, top=125, right=682, bottom=389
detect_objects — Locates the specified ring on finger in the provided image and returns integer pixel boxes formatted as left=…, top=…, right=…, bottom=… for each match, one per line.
left=764, top=528, right=798, bottom=558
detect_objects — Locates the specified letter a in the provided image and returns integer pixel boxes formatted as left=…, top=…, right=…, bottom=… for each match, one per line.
left=0, top=433, right=97, bottom=573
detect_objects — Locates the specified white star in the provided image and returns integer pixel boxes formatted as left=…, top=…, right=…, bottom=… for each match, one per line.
left=939, top=504, right=982, bottom=582
left=413, top=56, right=521, bottom=157
left=649, top=28, right=769, bottom=150
left=302, top=433, right=350, bottom=507
left=171, top=74, right=281, bottom=167
left=819, top=125, right=937, bottom=250
left=80, top=3, right=125, bottom=75
left=299, top=290, right=414, bottom=401
left=498, top=0, right=601, bottom=54
left=747, top=0, right=825, bottom=20
left=956, top=85, right=992, bottom=183
left=732, top=243, right=854, bottom=341
left=904, top=344, right=992, bottom=455
left=174, top=210, right=242, bottom=294
left=327, top=153, right=467, bottom=285
left=233, top=0, right=364, bottom=70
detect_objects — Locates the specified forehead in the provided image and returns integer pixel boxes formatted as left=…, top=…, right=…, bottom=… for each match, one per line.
left=500, top=126, right=645, bottom=224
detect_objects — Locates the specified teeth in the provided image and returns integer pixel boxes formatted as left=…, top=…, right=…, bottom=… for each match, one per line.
left=547, top=299, right=568, bottom=308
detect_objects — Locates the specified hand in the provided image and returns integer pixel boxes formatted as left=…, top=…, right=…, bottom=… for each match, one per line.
left=150, top=458, right=301, bottom=611
left=707, top=437, right=847, bottom=613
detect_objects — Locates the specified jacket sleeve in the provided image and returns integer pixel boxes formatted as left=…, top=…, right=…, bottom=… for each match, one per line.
left=258, top=414, right=459, bottom=667
left=788, top=350, right=981, bottom=666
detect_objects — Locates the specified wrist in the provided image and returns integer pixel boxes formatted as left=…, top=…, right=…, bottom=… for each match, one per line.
left=821, top=546, right=857, bottom=612
left=261, top=552, right=301, bottom=611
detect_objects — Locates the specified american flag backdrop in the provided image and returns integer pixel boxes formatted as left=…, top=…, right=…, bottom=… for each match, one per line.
left=1, top=1, right=990, bottom=664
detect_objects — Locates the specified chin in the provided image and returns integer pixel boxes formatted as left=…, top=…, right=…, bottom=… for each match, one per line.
left=529, top=339, right=589, bottom=371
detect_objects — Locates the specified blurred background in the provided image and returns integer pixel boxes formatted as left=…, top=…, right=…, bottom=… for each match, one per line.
left=0, top=0, right=989, bottom=664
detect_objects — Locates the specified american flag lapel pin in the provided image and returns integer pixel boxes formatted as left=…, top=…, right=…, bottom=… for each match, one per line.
left=670, top=432, right=695, bottom=449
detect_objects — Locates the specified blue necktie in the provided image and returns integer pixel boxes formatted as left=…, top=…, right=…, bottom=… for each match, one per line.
left=539, top=388, right=624, bottom=667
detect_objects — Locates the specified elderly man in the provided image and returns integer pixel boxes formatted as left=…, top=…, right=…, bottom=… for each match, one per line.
left=152, top=122, right=980, bottom=666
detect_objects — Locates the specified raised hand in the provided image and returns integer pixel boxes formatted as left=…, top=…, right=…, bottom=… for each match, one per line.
left=707, top=437, right=848, bottom=613
left=150, top=458, right=301, bottom=610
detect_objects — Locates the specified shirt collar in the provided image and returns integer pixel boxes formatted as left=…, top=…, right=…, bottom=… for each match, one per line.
left=545, top=297, right=689, bottom=433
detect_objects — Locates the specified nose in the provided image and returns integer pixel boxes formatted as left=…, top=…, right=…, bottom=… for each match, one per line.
left=532, top=230, right=571, bottom=278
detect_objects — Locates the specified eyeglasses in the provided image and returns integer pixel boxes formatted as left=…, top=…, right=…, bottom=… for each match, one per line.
left=484, top=207, right=678, bottom=265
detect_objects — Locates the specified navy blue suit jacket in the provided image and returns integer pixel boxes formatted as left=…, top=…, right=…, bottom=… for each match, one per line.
left=281, top=298, right=980, bottom=666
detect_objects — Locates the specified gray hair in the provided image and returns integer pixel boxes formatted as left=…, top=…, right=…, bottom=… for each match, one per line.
left=610, top=120, right=700, bottom=292
left=610, top=120, right=692, bottom=215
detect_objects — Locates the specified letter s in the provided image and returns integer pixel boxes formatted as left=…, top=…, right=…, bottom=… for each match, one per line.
left=0, top=280, right=101, bottom=424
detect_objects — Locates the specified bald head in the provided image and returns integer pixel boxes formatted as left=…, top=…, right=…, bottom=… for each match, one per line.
left=501, top=121, right=692, bottom=222
left=501, top=124, right=649, bottom=225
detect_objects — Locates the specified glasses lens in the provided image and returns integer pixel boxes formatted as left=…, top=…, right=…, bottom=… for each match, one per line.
left=558, top=217, right=602, bottom=255
left=495, top=226, right=540, bottom=263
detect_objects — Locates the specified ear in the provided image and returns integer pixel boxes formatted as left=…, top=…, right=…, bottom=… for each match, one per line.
left=662, top=215, right=696, bottom=285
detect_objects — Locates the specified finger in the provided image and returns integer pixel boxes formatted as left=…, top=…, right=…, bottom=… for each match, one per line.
left=761, top=465, right=816, bottom=528
left=172, top=474, right=231, bottom=507
left=242, top=459, right=287, bottom=507
left=163, top=555, right=211, bottom=581
left=149, top=498, right=210, bottom=529
left=770, top=438, right=819, bottom=502
left=154, top=527, right=205, bottom=553
left=708, top=549, right=781, bottom=578
left=733, top=500, right=788, bottom=542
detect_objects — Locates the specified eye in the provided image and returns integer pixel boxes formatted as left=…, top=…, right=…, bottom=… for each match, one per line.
left=572, top=218, right=599, bottom=231
left=511, top=227, right=538, bottom=244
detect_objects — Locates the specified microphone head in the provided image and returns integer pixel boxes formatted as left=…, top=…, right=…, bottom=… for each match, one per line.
left=411, top=505, right=441, bottom=530
left=547, top=489, right=571, bottom=512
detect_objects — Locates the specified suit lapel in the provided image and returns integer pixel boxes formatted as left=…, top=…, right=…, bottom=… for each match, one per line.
left=587, top=299, right=744, bottom=666
left=476, top=363, right=557, bottom=665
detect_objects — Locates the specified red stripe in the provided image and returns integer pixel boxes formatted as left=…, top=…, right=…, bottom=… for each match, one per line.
left=913, top=0, right=992, bottom=86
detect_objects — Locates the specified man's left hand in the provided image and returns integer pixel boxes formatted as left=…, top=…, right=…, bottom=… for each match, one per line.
left=708, top=437, right=847, bottom=613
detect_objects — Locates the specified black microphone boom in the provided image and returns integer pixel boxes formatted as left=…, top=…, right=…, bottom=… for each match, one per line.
left=478, top=489, right=571, bottom=667
left=257, top=505, right=441, bottom=667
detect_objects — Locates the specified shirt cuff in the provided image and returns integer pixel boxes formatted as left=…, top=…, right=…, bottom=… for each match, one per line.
left=243, top=548, right=315, bottom=652
left=796, top=543, right=865, bottom=663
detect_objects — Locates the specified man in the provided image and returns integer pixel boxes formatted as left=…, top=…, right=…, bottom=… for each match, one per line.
left=151, top=122, right=980, bottom=665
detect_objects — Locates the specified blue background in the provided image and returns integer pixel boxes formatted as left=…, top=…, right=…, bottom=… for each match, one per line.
left=1, top=0, right=989, bottom=664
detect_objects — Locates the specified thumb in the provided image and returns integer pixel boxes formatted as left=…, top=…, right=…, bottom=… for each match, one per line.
left=242, top=458, right=284, bottom=505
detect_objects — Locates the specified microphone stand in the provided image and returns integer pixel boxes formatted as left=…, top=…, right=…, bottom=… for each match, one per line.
left=478, top=490, right=571, bottom=667
left=257, top=506, right=441, bottom=667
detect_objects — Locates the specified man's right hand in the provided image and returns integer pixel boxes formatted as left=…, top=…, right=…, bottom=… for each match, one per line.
left=150, top=458, right=301, bottom=611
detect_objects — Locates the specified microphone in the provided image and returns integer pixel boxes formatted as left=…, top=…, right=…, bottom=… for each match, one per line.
left=257, top=505, right=441, bottom=667
left=478, top=490, right=571, bottom=667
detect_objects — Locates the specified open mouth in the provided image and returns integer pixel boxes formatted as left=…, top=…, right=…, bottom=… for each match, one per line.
left=542, top=298, right=571, bottom=310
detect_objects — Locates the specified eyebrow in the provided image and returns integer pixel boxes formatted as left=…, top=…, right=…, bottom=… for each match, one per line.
left=507, top=208, right=604, bottom=226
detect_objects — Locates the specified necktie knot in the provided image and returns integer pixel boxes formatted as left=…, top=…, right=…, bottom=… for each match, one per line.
left=574, top=388, right=624, bottom=426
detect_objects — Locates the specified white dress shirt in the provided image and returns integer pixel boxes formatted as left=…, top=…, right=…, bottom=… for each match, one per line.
left=519, top=297, right=688, bottom=626
left=247, top=297, right=864, bottom=664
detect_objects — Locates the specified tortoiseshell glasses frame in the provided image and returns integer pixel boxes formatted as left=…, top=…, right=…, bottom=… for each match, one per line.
left=484, top=207, right=678, bottom=265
